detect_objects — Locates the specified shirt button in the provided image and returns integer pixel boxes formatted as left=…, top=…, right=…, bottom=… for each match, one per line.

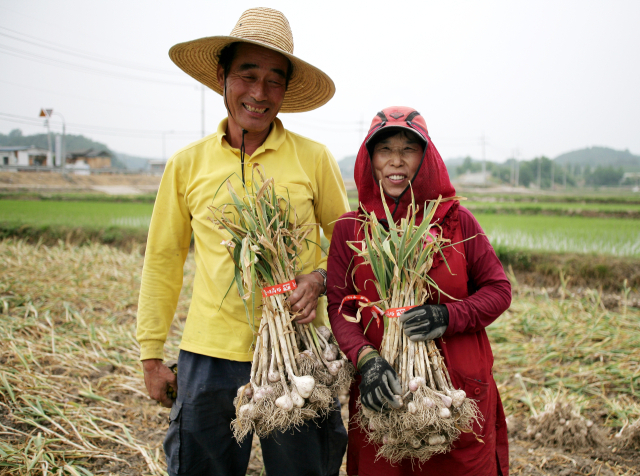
left=246, top=180, right=252, bottom=187
left=474, top=388, right=481, bottom=395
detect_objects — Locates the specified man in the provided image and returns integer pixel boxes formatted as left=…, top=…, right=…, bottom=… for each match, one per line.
left=136, top=8, right=350, bottom=476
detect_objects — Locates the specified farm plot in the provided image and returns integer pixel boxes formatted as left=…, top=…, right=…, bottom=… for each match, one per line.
left=0, top=200, right=154, bottom=229
left=1, top=240, right=639, bottom=475
left=476, top=214, right=640, bottom=257
left=464, top=200, right=640, bottom=217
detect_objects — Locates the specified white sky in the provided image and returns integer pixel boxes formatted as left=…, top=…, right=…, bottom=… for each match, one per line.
left=1, top=0, right=639, bottom=162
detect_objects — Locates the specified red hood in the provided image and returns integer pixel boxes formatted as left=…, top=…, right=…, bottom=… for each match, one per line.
left=354, top=106, right=456, bottom=225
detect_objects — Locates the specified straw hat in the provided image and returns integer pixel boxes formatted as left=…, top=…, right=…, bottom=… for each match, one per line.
left=169, top=8, right=335, bottom=113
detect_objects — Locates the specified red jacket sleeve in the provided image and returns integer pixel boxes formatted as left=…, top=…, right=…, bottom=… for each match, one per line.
left=327, top=212, right=373, bottom=366
left=444, top=206, right=512, bottom=335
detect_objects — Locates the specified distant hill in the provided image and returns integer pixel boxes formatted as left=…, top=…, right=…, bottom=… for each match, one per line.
left=337, top=155, right=356, bottom=181
left=114, top=152, right=159, bottom=171
left=0, top=128, right=125, bottom=168
left=554, top=147, right=640, bottom=170
left=444, top=157, right=476, bottom=178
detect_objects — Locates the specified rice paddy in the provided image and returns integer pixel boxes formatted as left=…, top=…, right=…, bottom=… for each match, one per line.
left=0, top=200, right=154, bottom=229
left=477, top=214, right=640, bottom=257
left=1, top=240, right=638, bottom=474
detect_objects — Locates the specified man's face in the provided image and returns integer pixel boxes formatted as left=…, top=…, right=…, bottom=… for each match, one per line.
left=217, top=43, right=289, bottom=135
left=372, top=131, right=424, bottom=198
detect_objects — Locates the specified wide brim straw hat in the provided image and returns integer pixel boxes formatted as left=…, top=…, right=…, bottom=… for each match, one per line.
left=169, top=7, right=335, bottom=113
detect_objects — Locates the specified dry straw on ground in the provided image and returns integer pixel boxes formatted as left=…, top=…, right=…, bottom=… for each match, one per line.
left=1, top=238, right=639, bottom=475
left=0, top=239, right=190, bottom=475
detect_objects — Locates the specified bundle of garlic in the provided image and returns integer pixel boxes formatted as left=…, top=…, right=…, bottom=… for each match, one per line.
left=345, top=190, right=480, bottom=464
left=209, top=167, right=353, bottom=442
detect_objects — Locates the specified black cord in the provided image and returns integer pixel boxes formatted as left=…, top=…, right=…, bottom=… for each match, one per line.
left=240, top=128, right=247, bottom=184
left=223, top=76, right=247, bottom=185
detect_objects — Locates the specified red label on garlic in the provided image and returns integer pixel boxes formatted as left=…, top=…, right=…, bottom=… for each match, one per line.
left=338, top=294, right=384, bottom=316
left=385, top=306, right=417, bottom=318
left=261, top=279, right=297, bottom=298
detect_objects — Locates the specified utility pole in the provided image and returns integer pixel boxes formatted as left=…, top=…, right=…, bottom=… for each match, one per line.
left=480, top=133, right=486, bottom=185
left=40, top=109, right=53, bottom=166
left=162, top=131, right=174, bottom=160
left=550, top=160, right=555, bottom=190
left=510, top=149, right=515, bottom=186
left=537, top=157, right=542, bottom=189
left=510, top=159, right=514, bottom=186
left=563, top=163, right=567, bottom=189
left=40, top=109, right=65, bottom=170
left=514, top=148, right=520, bottom=187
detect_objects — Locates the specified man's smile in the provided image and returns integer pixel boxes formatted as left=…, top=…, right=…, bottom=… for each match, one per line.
left=243, top=103, right=268, bottom=114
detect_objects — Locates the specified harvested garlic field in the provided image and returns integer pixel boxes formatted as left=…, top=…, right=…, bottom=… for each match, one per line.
left=1, top=240, right=639, bottom=475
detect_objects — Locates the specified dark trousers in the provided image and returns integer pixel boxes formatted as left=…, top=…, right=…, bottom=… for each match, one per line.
left=164, top=350, right=348, bottom=476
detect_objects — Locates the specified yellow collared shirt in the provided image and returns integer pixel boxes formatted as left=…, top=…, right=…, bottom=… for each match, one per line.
left=136, top=118, right=350, bottom=362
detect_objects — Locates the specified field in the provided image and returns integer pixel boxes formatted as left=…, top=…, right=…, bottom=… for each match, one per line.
left=1, top=176, right=640, bottom=474
left=476, top=214, right=640, bottom=257
left=0, top=200, right=154, bottom=229
left=1, top=241, right=639, bottom=475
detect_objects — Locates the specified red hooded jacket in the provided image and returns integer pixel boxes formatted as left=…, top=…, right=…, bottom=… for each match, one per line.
left=327, top=107, right=511, bottom=476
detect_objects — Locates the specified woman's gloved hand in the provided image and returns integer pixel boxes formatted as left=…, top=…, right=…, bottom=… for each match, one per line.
left=399, top=304, right=449, bottom=341
left=358, top=350, right=402, bottom=412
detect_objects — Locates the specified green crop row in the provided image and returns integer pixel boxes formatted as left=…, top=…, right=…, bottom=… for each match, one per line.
left=1, top=198, right=639, bottom=259
left=476, top=213, right=640, bottom=258
left=0, top=199, right=154, bottom=229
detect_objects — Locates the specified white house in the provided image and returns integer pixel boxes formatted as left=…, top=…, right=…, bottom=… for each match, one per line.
left=0, top=146, right=50, bottom=166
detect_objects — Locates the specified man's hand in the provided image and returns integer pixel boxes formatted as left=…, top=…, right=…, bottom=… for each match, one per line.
left=398, top=304, right=449, bottom=342
left=142, top=359, right=177, bottom=408
left=358, top=350, right=402, bottom=412
left=288, top=272, right=325, bottom=324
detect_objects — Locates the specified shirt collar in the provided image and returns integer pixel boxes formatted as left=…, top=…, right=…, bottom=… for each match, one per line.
left=216, top=117, right=286, bottom=154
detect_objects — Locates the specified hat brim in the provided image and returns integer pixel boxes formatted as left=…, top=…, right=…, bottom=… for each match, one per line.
left=169, top=36, right=335, bottom=113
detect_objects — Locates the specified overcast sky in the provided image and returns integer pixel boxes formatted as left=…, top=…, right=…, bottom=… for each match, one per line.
left=1, top=0, right=639, bottom=163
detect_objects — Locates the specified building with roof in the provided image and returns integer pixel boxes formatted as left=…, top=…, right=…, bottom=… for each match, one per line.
left=0, top=146, right=50, bottom=166
left=66, top=148, right=112, bottom=169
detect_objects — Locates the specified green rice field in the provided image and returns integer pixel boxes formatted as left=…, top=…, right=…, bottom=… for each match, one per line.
left=0, top=199, right=153, bottom=229
left=1, top=195, right=639, bottom=257
left=464, top=200, right=640, bottom=214
left=477, top=214, right=640, bottom=257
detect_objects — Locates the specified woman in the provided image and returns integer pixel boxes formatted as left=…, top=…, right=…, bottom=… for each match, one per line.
left=327, top=106, right=511, bottom=475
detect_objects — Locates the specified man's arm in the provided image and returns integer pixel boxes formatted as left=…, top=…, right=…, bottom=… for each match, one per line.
left=137, top=157, right=192, bottom=404
left=288, top=146, right=350, bottom=323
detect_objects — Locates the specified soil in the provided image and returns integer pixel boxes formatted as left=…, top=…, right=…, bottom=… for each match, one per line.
left=0, top=170, right=160, bottom=193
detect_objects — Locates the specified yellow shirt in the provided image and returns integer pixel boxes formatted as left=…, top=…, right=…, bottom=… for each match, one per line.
left=136, top=118, right=350, bottom=362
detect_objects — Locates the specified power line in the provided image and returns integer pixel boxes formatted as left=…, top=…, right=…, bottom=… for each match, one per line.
left=0, top=26, right=180, bottom=75
left=0, top=112, right=200, bottom=139
left=0, top=44, right=195, bottom=87
left=0, top=78, right=200, bottom=115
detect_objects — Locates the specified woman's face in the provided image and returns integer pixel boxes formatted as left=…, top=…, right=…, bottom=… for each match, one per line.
left=372, top=131, right=424, bottom=198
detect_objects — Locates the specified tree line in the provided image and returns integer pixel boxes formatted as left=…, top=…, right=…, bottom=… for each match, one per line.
left=456, top=156, right=627, bottom=188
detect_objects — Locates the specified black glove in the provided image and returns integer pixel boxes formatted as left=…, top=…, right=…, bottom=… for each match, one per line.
left=358, top=350, right=402, bottom=412
left=399, top=304, right=449, bottom=342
